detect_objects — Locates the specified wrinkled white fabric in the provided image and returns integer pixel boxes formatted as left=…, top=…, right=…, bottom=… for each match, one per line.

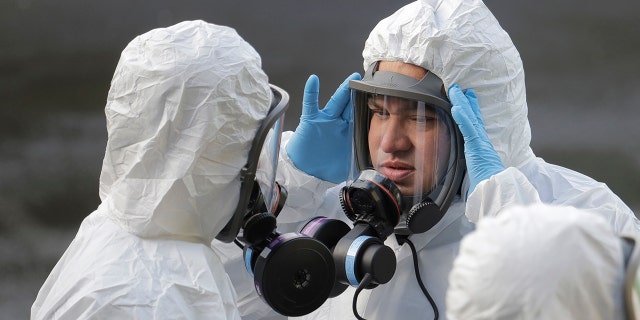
left=278, top=0, right=639, bottom=319
left=31, top=20, right=271, bottom=319
left=448, top=204, right=626, bottom=320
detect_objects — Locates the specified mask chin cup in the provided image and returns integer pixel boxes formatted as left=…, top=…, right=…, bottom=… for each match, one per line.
left=341, top=169, right=449, bottom=236
left=339, top=169, right=402, bottom=239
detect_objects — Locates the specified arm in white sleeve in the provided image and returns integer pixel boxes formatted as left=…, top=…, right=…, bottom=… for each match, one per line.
left=465, top=166, right=542, bottom=223
left=275, top=131, right=343, bottom=228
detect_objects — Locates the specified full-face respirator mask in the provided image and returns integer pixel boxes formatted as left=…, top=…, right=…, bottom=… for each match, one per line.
left=346, top=61, right=466, bottom=236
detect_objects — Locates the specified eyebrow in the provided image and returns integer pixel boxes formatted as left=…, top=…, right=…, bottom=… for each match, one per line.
left=368, top=96, right=431, bottom=114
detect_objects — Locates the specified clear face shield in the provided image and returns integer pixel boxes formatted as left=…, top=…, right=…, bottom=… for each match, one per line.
left=253, top=105, right=286, bottom=217
left=216, top=84, right=289, bottom=243
left=343, top=62, right=466, bottom=236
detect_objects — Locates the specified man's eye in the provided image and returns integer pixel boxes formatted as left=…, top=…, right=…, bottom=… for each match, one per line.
left=415, top=116, right=437, bottom=124
left=371, top=109, right=389, bottom=118
left=368, top=104, right=384, bottom=115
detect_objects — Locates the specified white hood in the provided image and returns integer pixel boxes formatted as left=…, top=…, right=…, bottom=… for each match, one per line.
left=32, top=21, right=270, bottom=320
left=448, top=204, right=626, bottom=320
left=363, top=0, right=534, bottom=169
left=99, top=20, right=271, bottom=243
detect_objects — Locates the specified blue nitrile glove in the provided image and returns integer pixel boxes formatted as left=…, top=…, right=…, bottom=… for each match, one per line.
left=449, top=84, right=505, bottom=195
left=285, top=72, right=362, bottom=183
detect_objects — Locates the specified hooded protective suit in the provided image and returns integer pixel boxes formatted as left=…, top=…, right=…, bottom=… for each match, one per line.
left=266, top=0, right=639, bottom=319
left=31, top=20, right=272, bottom=319
left=447, top=204, right=627, bottom=320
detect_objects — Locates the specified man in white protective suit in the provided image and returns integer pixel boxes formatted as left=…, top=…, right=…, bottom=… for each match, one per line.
left=237, top=0, right=639, bottom=319
left=31, top=20, right=291, bottom=319
left=447, top=204, right=632, bottom=320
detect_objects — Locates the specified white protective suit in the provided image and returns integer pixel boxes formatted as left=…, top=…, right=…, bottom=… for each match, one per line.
left=261, top=0, right=640, bottom=319
left=447, top=204, right=627, bottom=320
left=31, top=20, right=273, bottom=320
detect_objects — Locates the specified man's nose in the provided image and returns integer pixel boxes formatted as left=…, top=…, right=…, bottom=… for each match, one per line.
left=379, top=119, right=411, bottom=153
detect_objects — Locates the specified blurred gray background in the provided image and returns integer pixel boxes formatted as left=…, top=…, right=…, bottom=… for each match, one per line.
left=1, top=0, right=639, bottom=318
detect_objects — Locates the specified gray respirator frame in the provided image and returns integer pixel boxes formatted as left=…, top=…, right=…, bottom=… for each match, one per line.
left=348, top=62, right=466, bottom=235
left=215, top=84, right=289, bottom=243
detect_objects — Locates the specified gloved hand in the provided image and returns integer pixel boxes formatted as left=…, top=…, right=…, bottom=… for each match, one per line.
left=449, top=84, right=505, bottom=195
left=286, top=72, right=362, bottom=183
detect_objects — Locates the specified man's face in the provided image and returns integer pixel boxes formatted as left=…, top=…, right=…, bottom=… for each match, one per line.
left=368, top=61, right=451, bottom=195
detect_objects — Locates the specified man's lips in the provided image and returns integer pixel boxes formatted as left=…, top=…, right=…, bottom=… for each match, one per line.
left=377, top=161, right=414, bottom=182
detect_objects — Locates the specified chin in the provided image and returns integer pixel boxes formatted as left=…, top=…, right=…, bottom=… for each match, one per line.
left=397, top=186, right=415, bottom=197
